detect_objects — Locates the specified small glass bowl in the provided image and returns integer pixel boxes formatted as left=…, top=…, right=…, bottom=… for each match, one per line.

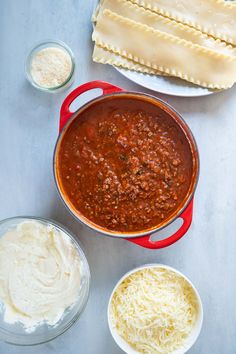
left=0, top=216, right=90, bottom=345
left=25, top=40, right=75, bottom=93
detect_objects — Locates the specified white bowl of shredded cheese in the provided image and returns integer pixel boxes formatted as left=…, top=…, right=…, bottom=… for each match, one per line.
left=25, top=40, right=75, bottom=92
left=108, top=264, right=203, bottom=354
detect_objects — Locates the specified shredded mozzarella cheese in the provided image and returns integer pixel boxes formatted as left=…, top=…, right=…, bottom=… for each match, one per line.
left=110, top=267, right=198, bottom=354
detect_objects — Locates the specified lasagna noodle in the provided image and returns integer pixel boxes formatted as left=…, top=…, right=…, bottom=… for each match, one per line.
left=95, top=0, right=236, bottom=56
left=130, top=0, right=236, bottom=45
left=92, top=9, right=236, bottom=89
left=93, top=44, right=168, bottom=75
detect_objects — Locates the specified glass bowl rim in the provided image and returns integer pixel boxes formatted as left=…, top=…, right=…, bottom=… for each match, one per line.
left=0, top=216, right=90, bottom=346
left=25, top=39, right=75, bottom=92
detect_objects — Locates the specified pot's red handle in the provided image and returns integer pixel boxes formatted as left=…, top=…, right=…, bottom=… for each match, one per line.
left=127, top=199, right=194, bottom=249
left=60, top=81, right=124, bottom=132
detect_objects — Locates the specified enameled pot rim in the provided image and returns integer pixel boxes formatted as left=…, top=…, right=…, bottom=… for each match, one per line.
left=53, top=91, right=200, bottom=239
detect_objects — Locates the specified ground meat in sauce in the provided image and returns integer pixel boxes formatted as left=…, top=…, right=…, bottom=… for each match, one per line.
left=57, top=97, right=193, bottom=232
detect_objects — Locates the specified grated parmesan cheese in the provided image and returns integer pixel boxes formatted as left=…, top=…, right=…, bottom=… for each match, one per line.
left=110, top=267, right=199, bottom=354
left=30, top=47, right=72, bottom=88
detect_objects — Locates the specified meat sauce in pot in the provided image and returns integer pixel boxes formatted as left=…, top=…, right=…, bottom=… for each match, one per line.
left=57, top=96, right=193, bottom=232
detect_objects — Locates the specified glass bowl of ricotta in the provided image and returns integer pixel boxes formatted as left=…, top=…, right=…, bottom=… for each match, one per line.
left=0, top=216, right=90, bottom=345
left=108, top=264, right=203, bottom=354
left=25, top=40, right=75, bottom=92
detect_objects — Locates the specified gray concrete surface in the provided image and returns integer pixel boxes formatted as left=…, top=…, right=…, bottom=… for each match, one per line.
left=0, top=1, right=236, bottom=353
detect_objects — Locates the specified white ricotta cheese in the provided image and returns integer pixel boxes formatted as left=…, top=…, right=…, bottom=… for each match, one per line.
left=0, top=220, right=81, bottom=332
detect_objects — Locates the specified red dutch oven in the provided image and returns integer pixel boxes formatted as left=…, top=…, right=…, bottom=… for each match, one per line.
left=53, top=81, right=199, bottom=249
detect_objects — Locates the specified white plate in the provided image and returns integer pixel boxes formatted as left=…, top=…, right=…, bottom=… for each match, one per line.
left=115, top=67, right=217, bottom=97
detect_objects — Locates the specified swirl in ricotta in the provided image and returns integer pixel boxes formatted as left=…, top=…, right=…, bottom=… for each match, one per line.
left=0, top=220, right=81, bottom=332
